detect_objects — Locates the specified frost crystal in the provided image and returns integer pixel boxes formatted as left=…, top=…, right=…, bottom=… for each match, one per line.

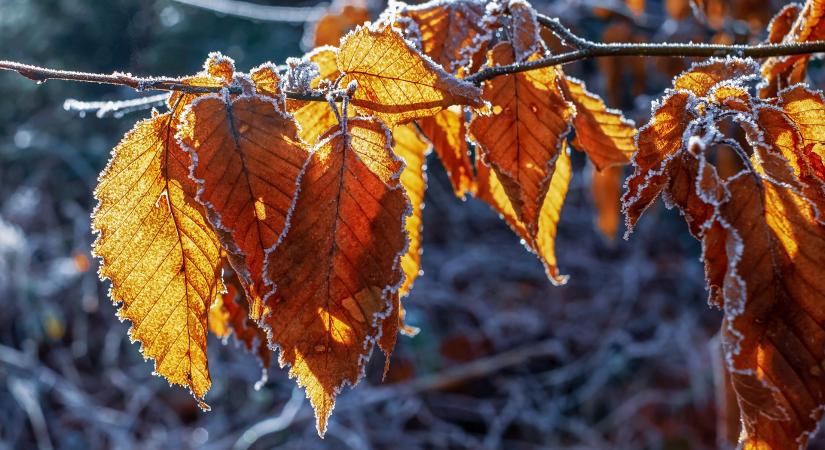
left=284, top=57, right=320, bottom=93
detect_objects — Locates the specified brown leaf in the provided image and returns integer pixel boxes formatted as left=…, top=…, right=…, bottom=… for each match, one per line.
left=761, top=0, right=825, bottom=97
left=179, top=93, right=309, bottom=320
left=391, top=0, right=494, bottom=74
left=711, top=147, right=825, bottom=450
left=476, top=146, right=573, bottom=285
left=264, top=117, right=408, bottom=435
left=470, top=42, right=574, bottom=236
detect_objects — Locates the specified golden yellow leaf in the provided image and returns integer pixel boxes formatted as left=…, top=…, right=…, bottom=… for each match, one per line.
left=92, top=111, right=222, bottom=408
left=417, top=108, right=476, bottom=199
left=264, top=117, right=408, bottom=435
left=392, top=123, right=430, bottom=298
left=561, top=76, right=636, bottom=170
left=338, top=25, right=484, bottom=125
left=476, top=145, right=572, bottom=285
left=470, top=42, right=573, bottom=236
left=179, top=93, right=309, bottom=320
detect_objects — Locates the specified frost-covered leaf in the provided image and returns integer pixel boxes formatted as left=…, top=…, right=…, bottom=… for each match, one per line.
left=476, top=146, right=572, bottom=285
left=390, top=0, right=495, bottom=75
left=508, top=0, right=543, bottom=62
left=470, top=42, right=573, bottom=236
left=264, top=117, right=408, bottom=435
left=179, top=92, right=309, bottom=319
left=392, top=123, right=429, bottom=298
left=92, top=111, right=222, bottom=409
left=711, top=147, right=825, bottom=450
left=761, top=0, right=825, bottom=97
left=561, top=76, right=637, bottom=170
left=338, top=24, right=484, bottom=125
left=417, top=108, right=475, bottom=198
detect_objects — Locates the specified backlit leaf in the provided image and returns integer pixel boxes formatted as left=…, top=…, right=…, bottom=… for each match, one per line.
left=392, top=123, right=430, bottom=297
left=417, top=108, right=475, bottom=198
left=179, top=92, right=309, bottom=320
left=338, top=24, right=484, bottom=125
left=391, top=0, right=494, bottom=74
left=264, top=117, right=408, bottom=435
left=476, top=146, right=572, bottom=285
left=760, top=0, right=825, bottom=97
left=561, top=76, right=636, bottom=170
left=92, top=111, right=222, bottom=408
left=470, top=42, right=573, bottom=236
left=711, top=148, right=825, bottom=450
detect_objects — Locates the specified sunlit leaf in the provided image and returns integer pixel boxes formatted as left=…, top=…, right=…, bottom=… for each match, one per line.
left=470, top=42, right=573, bottom=236
left=338, top=25, right=484, bottom=125
left=417, top=108, right=475, bottom=198
left=92, top=111, right=222, bottom=408
left=264, top=117, right=408, bottom=435
left=179, top=92, right=309, bottom=319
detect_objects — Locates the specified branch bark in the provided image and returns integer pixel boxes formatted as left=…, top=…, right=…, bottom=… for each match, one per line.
left=3, top=14, right=825, bottom=100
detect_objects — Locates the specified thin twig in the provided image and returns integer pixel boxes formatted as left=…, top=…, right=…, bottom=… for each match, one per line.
left=63, top=93, right=170, bottom=118
left=0, top=60, right=327, bottom=101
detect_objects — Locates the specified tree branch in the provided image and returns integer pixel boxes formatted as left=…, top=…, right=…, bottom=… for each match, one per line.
left=4, top=13, right=825, bottom=101
left=0, top=60, right=327, bottom=101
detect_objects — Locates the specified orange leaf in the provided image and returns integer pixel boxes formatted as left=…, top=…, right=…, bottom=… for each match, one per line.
left=391, top=0, right=494, bottom=74
left=313, top=3, right=371, bottom=47
left=673, top=58, right=760, bottom=97
left=710, top=147, right=825, bottom=450
left=210, top=269, right=272, bottom=377
left=470, top=42, right=573, bottom=236
left=476, top=146, right=573, bottom=285
left=179, top=93, right=309, bottom=320
left=392, top=124, right=430, bottom=298
left=264, top=117, right=408, bottom=435
left=92, top=111, right=222, bottom=408
left=590, top=164, right=624, bottom=241
left=561, top=76, right=636, bottom=170
left=508, top=0, right=543, bottom=61
left=338, top=25, right=484, bottom=125
left=760, top=0, right=825, bottom=97
left=417, top=108, right=476, bottom=199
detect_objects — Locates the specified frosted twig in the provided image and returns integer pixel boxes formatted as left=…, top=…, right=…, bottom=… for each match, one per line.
left=171, top=0, right=327, bottom=23
left=0, top=60, right=327, bottom=101
left=63, top=93, right=170, bottom=118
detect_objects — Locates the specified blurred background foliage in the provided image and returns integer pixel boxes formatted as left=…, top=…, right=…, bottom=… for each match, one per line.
left=0, top=0, right=822, bottom=449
